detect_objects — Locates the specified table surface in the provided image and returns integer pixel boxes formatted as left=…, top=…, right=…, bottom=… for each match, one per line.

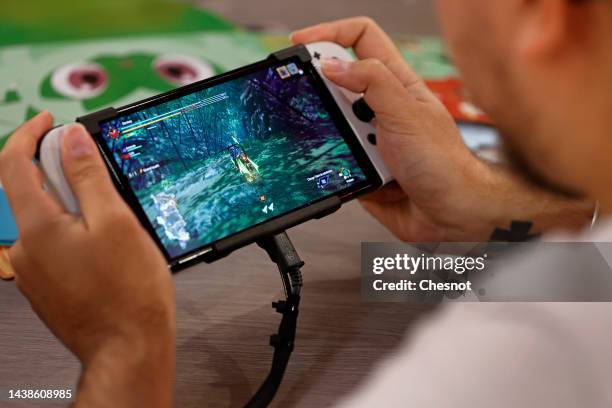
left=0, top=202, right=435, bottom=407
left=201, top=0, right=439, bottom=35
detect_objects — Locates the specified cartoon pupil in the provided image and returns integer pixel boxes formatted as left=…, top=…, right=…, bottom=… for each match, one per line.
left=153, top=54, right=215, bottom=86
left=41, top=53, right=219, bottom=111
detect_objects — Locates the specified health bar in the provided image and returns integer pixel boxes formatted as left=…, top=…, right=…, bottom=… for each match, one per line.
left=120, top=92, right=229, bottom=135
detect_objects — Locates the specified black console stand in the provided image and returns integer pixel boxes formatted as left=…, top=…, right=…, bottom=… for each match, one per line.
left=244, top=231, right=304, bottom=408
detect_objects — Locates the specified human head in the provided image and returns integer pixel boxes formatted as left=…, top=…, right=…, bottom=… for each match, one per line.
left=436, top=0, right=612, bottom=205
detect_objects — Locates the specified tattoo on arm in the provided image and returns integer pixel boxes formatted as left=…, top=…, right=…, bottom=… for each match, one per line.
left=490, top=220, right=541, bottom=242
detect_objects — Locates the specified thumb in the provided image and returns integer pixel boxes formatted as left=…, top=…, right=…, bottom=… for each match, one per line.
left=60, top=124, right=127, bottom=225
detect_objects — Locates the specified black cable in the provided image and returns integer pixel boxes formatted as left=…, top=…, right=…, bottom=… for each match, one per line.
left=244, top=232, right=304, bottom=408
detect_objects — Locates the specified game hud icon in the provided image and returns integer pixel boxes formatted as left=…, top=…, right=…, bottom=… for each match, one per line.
left=286, top=63, right=299, bottom=75
left=276, top=66, right=291, bottom=79
left=316, top=174, right=331, bottom=189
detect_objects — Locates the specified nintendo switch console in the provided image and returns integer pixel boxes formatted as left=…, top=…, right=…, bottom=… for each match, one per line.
left=38, top=43, right=392, bottom=270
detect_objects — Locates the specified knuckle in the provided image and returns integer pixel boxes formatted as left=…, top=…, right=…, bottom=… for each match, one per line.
left=118, top=211, right=139, bottom=228
left=361, top=58, right=388, bottom=77
left=71, top=162, right=104, bottom=184
left=101, top=207, right=140, bottom=233
left=364, top=58, right=385, bottom=69
left=103, top=207, right=129, bottom=223
left=356, top=16, right=377, bottom=28
left=19, top=217, right=61, bottom=243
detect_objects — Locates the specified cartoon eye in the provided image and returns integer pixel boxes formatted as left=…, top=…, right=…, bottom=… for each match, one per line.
left=153, top=54, right=215, bottom=86
left=51, top=62, right=108, bottom=99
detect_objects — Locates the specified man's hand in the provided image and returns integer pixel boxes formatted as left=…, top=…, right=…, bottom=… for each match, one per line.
left=0, top=112, right=175, bottom=408
left=292, top=17, right=592, bottom=241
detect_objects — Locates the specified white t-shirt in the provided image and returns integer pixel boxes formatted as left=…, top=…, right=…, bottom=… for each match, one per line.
left=339, top=220, right=612, bottom=408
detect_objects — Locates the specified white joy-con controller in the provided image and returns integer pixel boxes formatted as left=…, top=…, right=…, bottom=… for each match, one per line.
left=38, top=125, right=81, bottom=215
left=305, top=42, right=394, bottom=184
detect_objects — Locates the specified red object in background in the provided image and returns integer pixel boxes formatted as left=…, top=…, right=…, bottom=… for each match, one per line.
left=109, top=128, right=119, bottom=139
left=120, top=153, right=131, bottom=160
left=425, top=78, right=493, bottom=125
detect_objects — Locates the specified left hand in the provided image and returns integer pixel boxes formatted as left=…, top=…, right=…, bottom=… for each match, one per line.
left=0, top=112, right=175, bottom=408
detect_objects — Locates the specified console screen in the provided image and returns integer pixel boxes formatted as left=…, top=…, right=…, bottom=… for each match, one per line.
left=100, top=59, right=368, bottom=259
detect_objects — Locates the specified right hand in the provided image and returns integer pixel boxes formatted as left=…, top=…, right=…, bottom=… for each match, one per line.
left=292, top=17, right=592, bottom=241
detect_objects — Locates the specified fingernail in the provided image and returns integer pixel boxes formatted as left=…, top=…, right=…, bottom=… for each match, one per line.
left=64, top=125, right=93, bottom=158
left=32, top=110, right=52, bottom=123
left=321, top=58, right=351, bottom=74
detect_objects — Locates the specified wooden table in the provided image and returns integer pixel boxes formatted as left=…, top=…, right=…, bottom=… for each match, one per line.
left=0, top=202, right=434, bottom=407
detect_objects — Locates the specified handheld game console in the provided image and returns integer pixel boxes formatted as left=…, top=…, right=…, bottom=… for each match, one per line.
left=38, top=42, right=392, bottom=217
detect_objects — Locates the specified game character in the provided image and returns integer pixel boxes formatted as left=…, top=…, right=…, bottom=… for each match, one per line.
left=227, top=136, right=260, bottom=183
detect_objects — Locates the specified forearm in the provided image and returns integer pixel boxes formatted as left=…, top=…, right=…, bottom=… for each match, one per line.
left=75, top=332, right=175, bottom=408
left=478, top=160, right=593, bottom=238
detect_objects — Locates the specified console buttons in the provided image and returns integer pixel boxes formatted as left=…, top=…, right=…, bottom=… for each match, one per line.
left=352, top=97, right=375, bottom=123
left=367, top=133, right=377, bottom=146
